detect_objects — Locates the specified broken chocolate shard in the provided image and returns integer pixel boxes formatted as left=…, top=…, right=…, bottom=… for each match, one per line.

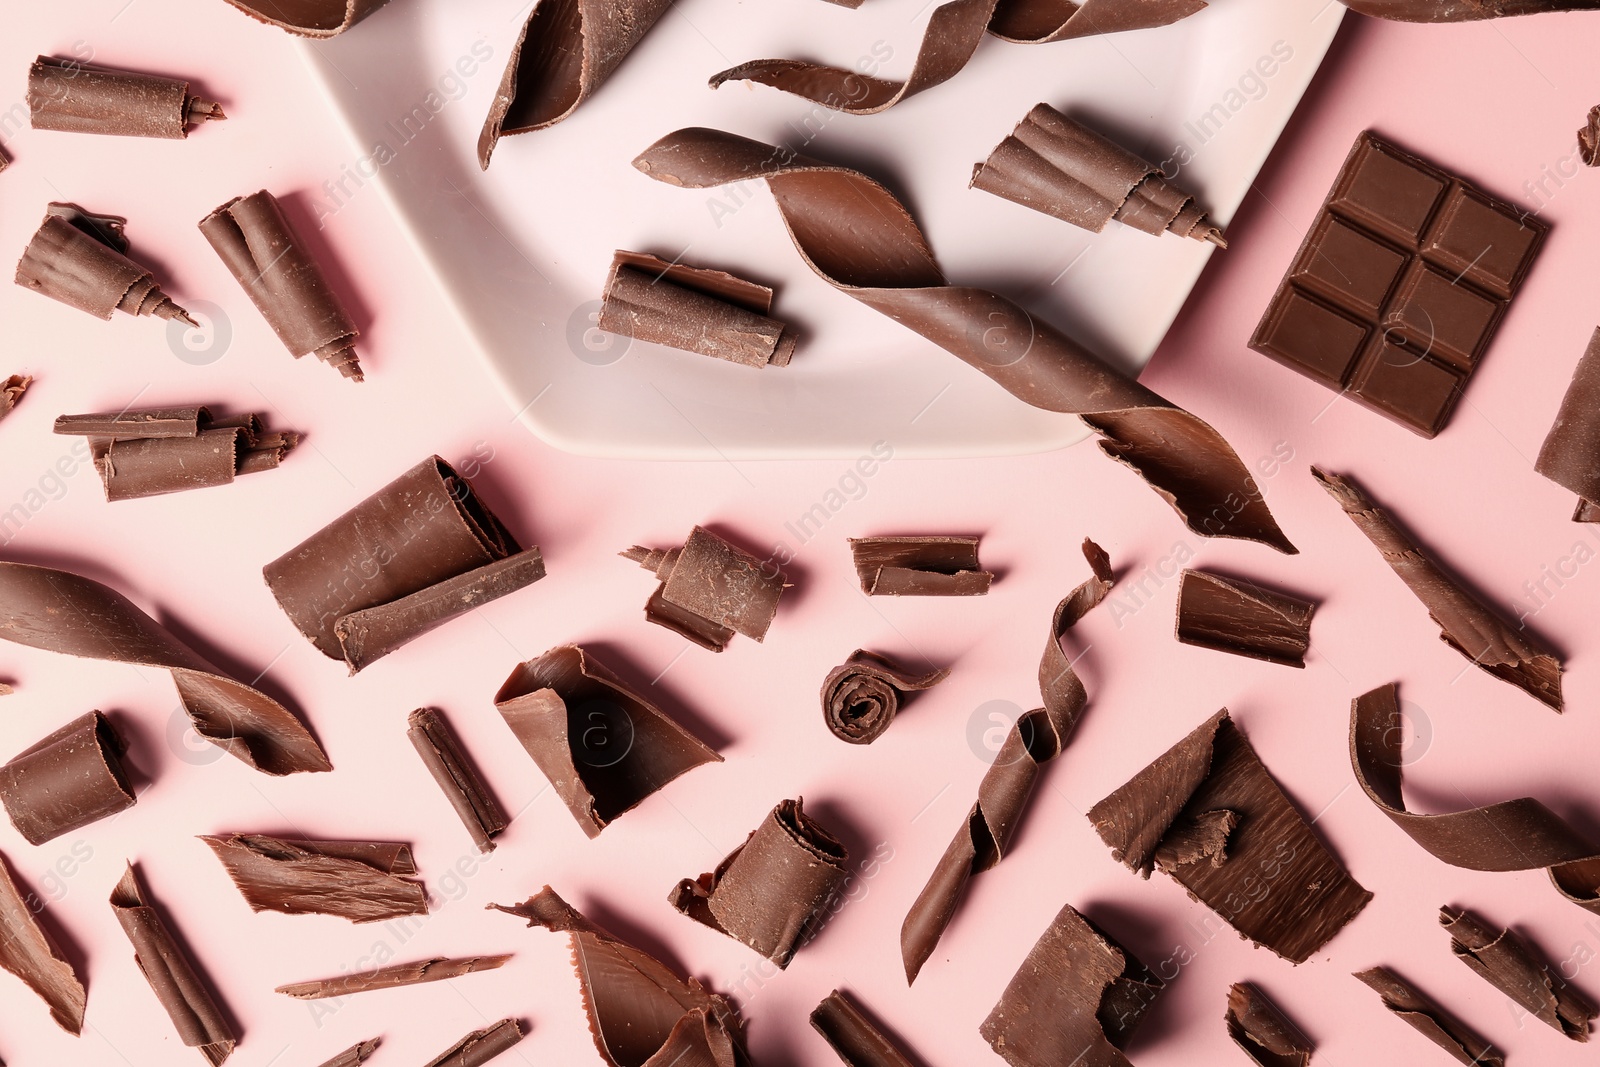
left=811, top=990, right=920, bottom=1067
left=495, top=644, right=720, bottom=838
left=17, top=204, right=194, bottom=325
left=1314, top=467, right=1563, bottom=710
left=0, top=848, right=86, bottom=1033
left=1354, top=967, right=1502, bottom=1067
left=1582, top=107, right=1600, bottom=166
left=0, top=710, right=135, bottom=844
left=264, top=456, right=545, bottom=672
left=635, top=129, right=1294, bottom=552
left=1342, top=0, right=1599, bottom=18
left=315, top=1040, right=379, bottom=1067
left=821, top=650, right=949, bottom=744
left=849, top=535, right=993, bottom=596
left=407, top=707, right=509, bottom=853
left=1175, top=570, right=1315, bottom=667
left=0, top=375, right=30, bottom=423
left=599, top=251, right=797, bottom=367
left=1536, top=328, right=1600, bottom=520
left=623, top=526, right=785, bottom=650
left=421, top=1019, right=523, bottom=1067
left=201, top=834, right=428, bottom=923
left=29, top=57, right=224, bottom=139
left=1440, top=904, right=1596, bottom=1041
left=56, top=405, right=296, bottom=501
left=220, top=0, right=391, bottom=37
left=276, top=954, right=511, bottom=999
left=0, top=562, right=329, bottom=775
left=1226, top=982, right=1313, bottom=1067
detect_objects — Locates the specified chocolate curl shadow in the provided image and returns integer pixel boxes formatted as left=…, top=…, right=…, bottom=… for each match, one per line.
left=275, top=191, right=377, bottom=353
left=570, top=640, right=736, bottom=753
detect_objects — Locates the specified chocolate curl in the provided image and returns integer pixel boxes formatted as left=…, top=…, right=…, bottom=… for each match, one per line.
left=1342, top=0, right=1600, bottom=19
left=1581, top=107, right=1600, bottom=166
left=407, top=708, right=510, bottom=853
left=56, top=406, right=296, bottom=501
left=1225, top=982, right=1313, bottom=1067
left=821, top=651, right=949, bottom=744
left=200, top=835, right=428, bottom=923
left=220, top=0, right=391, bottom=37
left=276, top=954, right=511, bottom=999
left=1440, top=905, right=1596, bottom=1040
left=0, top=710, right=135, bottom=844
left=623, top=526, right=787, bottom=650
left=28, top=57, right=224, bottom=138
left=421, top=1019, right=523, bottom=1067
left=315, top=1040, right=380, bottom=1067
left=1537, top=328, right=1600, bottom=520
left=1353, top=967, right=1502, bottom=1067
left=1313, top=467, right=1564, bottom=710
left=0, top=848, right=86, bottom=1034
left=810, top=990, right=921, bottom=1067
left=634, top=129, right=1294, bottom=552
left=849, top=535, right=994, bottom=596
left=900, top=539, right=1112, bottom=984
left=0, top=562, right=329, bottom=775
left=16, top=205, right=195, bottom=325
left=1175, top=570, right=1315, bottom=668
left=0, top=375, right=30, bottom=423
left=599, top=251, right=797, bottom=368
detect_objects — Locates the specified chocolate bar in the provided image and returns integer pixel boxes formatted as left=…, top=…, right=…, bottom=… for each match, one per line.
left=849, top=535, right=993, bottom=596
left=1226, top=982, right=1312, bottom=1067
left=315, top=1041, right=379, bottom=1067
left=29, top=57, right=223, bottom=138
left=0, top=710, right=135, bottom=844
left=1354, top=967, right=1502, bottom=1067
left=810, top=990, right=921, bottom=1067
left=1440, top=905, right=1595, bottom=1040
left=0, top=848, right=85, bottom=1034
left=276, top=955, right=511, bottom=999
left=1175, top=570, right=1315, bottom=667
left=821, top=650, right=948, bottom=744
left=55, top=405, right=296, bottom=501
left=1536, top=327, right=1600, bottom=520
left=17, top=203, right=195, bottom=325
left=1, top=375, right=30, bottom=423
left=623, top=526, right=785, bottom=649
left=599, top=251, right=796, bottom=367
left=220, top=0, right=391, bottom=37
left=407, top=708, right=509, bottom=853
left=420, top=1019, right=522, bottom=1067
left=201, top=835, right=428, bottom=923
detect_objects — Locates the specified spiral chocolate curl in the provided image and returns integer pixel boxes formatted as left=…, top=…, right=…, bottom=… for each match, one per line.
left=820, top=651, right=949, bottom=744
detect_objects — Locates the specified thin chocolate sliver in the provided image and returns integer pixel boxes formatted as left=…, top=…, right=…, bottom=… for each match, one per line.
left=1343, top=0, right=1599, bottom=18
left=17, top=204, right=195, bottom=325
left=277, top=954, right=511, bottom=999
left=56, top=405, right=296, bottom=501
left=220, top=0, right=391, bottom=37
left=849, top=535, right=993, bottom=596
left=407, top=707, right=509, bottom=853
left=1440, top=904, right=1596, bottom=1040
left=28, top=57, right=224, bottom=138
left=1582, top=107, right=1600, bottom=166
left=421, top=1019, right=523, bottom=1067
left=1226, top=982, right=1313, bottom=1067
left=201, top=834, right=427, bottom=923
left=821, top=650, right=948, bottom=744
left=315, top=1039, right=379, bottom=1067
left=811, top=989, right=920, bottom=1067
left=624, top=525, right=786, bottom=650
left=1354, top=966, right=1502, bottom=1067
left=635, top=129, right=1294, bottom=552
left=1536, top=327, right=1600, bottom=520
left=0, top=710, right=135, bottom=844
left=599, top=251, right=797, bottom=367
left=0, top=375, right=30, bottom=423
left=1175, top=570, right=1315, bottom=667
left=0, top=848, right=86, bottom=1033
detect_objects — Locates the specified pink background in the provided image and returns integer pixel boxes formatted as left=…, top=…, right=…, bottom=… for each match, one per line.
left=2, top=3, right=1600, bottom=1065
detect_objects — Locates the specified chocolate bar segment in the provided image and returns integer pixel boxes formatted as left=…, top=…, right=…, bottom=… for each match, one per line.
left=277, top=954, right=511, bottom=999
left=1440, top=904, right=1596, bottom=1040
left=811, top=990, right=920, bottom=1067
left=0, top=710, right=135, bottom=844
left=56, top=406, right=296, bottom=501
left=1226, top=982, right=1312, bottom=1067
left=420, top=1019, right=523, bottom=1067
left=1175, top=570, right=1315, bottom=667
left=1354, top=967, right=1502, bottom=1067
left=624, top=526, right=785, bottom=649
left=201, top=834, right=427, bottom=923
left=1536, top=327, right=1600, bottom=520
left=0, top=848, right=86, bottom=1033
left=0, top=375, right=30, bottom=423
left=17, top=203, right=195, bottom=325
left=821, top=650, right=948, bottom=744
left=315, top=1040, right=379, bottom=1067
left=407, top=707, right=509, bottom=853
left=599, top=251, right=797, bottom=367
left=850, top=535, right=993, bottom=596
left=29, top=57, right=223, bottom=138
left=220, top=0, right=391, bottom=37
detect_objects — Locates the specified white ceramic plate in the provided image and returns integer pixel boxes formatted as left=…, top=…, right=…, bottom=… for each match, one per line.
left=303, top=0, right=1344, bottom=458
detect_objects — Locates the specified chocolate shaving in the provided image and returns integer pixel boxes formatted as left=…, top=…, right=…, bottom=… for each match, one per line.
left=1314, top=466, right=1563, bottom=710
left=0, top=375, right=30, bottom=423
left=55, top=405, right=296, bottom=501
left=421, top=1019, right=523, bottom=1067
left=849, top=536, right=994, bottom=596
left=980, top=902, right=1163, bottom=1067
left=811, top=989, right=920, bottom=1067
left=1342, top=0, right=1600, bottom=20
left=1226, top=982, right=1313, bottom=1067
left=1536, top=327, right=1600, bottom=520
left=315, top=1040, right=379, bottom=1067
left=973, top=105, right=1225, bottom=245
left=901, top=539, right=1112, bottom=983
left=1175, top=570, right=1315, bottom=668
left=1354, top=966, right=1502, bottom=1067
left=220, top=0, right=391, bottom=37
left=264, top=456, right=545, bottom=672
left=0, top=710, right=135, bottom=844
left=670, top=797, right=848, bottom=968
left=200, top=834, right=427, bottom=923
left=407, top=707, right=509, bottom=853
left=495, top=645, right=720, bottom=838
left=623, top=526, right=785, bottom=650
left=28, top=57, right=224, bottom=138
left=277, top=954, right=511, bottom=999
left=0, top=561, right=329, bottom=775
left=634, top=129, right=1294, bottom=552
left=1582, top=107, right=1600, bottom=166
left=110, top=864, right=236, bottom=1065
left=17, top=203, right=194, bottom=325
left=0, top=848, right=86, bottom=1033
left=599, top=251, right=797, bottom=368
left=821, top=650, right=949, bottom=744
left=1440, top=904, right=1596, bottom=1040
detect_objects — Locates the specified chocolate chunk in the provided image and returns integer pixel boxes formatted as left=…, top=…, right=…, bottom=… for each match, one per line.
left=276, top=954, right=511, bottom=999
left=1536, top=327, right=1600, bottom=520
left=821, top=650, right=949, bottom=744
left=28, top=57, right=223, bottom=138
left=1089, top=709, right=1371, bottom=963
left=0, top=375, right=30, bottom=423
left=974, top=105, right=1225, bottom=245
left=1343, top=0, right=1599, bottom=18
left=0, top=848, right=85, bottom=1033
left=635, top=129, right=1294, bottom=552
left=0, top=710, right=135, bottom=844
left=407, top=708, right=509, bottom=853
left=0, top=562, right=329, bottom=775
left=263, top=456, right=545, bottom=672
left=420, top=1019, right=523, bottom=1067
left=849, top=535, right=993, bottom=596
left=599, top=251, right=797, bottom=368
left=902, top=539, right=1112, bottom=983
left=314, top=1040, right=379, bottom=1067
left=219, top=0, right=391, bottom=37
left=199, top=190, right=363, bottom=381
left=200, top=834, right=427, bottom=923
left=17, top=203, right=195, bottom=325
left=1226, top=982, right=1313, bottom=1067
left=670, top=797, right=848, bottom=968
left=1175, top=570, right=1316, bottom=667
left=110, top=864, right=236, bottom=1065
left=1315, top=467, right=1563, bottom=710
left=811, top=990, right=921, bottom=1067
left=1582, top=107, right=1600, bottom=166
left=56, top=405, right=296, bottom=501
left=1354, top=967, right=1502, bottom=1067
left=495, top=645, right=720, bottom=837
left=1440, top=904, right=1596, bottom=1040
left=980, top=903, right=1163, bottom=1067
left=623, top=526, right=785, bottom=649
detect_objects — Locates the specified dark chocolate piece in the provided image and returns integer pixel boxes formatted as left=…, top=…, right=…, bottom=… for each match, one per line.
left=1226, top=982, right=1313, bottom=1067
left=28, top=57, right=223, bottom=138
left=599, top=251, right=797, bottom=368
left=421, top=1019, right=523, bottom=1067
left=973, top=105, right=1225, bottom=245
left=263, top=455, right=545, bottom=672
left=315, top=1040, right=379, bottom=1067
left=200, top=834, right=427, bottom=923
left=1250, top=132, right=1544, bottom=437
left=1315, top=467, right=1563, bottom=710
left=1582, top=107, right=1600, bottom=166
left=407, top=707, right=509, bottom=853
left=0, top=375, right=30, bottom=423
left=821, top=650, right=948, bottom=744
left=1354, top=967, right=1502, bottom=1067
left=17, top=203, right=195, bottom=325
left=849, top=535, right=993, bottom=596
left=495, top=644, right=720, bottom=838
left=110, top=864, right=236, bottom=1065
left=623, top=526, right=785, bottom=650
left=670, top=797, right=848, bottom=968
left=1536, top=327, right=1600, bottom=520
left=1175, top=570, right=1315, bottom=667
left=0, top=848, right=85, bottom=1033
left=220, top=0, right=391, bottom=37
left=199, top=190, right=363, bottom=380
left=56, top=405, right=296, bottom=501
left=277, top=954, right=511, bottom=999
left=1344, top=0, right=1599, bottom=18
left=635, top=129, right=1294, bottom=552
left=980, top=903, right=1163, bottom=1067
left=0, top=710, right=134, bottom=844
left=0, top=562, right=329, bottom=775
left=811, top=990, right=920, bottom=1067
left=0, top=144, right=9, bottom=172
left=1440, top=904, right=1596, bottom=1040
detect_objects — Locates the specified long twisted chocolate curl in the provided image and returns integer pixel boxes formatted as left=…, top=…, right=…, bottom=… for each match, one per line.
left=1340, top=0, right=1599, bottom=19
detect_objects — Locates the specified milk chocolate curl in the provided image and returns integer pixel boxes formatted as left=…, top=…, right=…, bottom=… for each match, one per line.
left=1353, top=967, right=1502, bottom=1067
left=494, top=645, right=720, bottom=838
left=199, top=190, right=362, bottom=380
left=1314, top=467, right=1563, bottom=710
left=634, top=129, right=1294, bottom=552
left=0, top=848, right=86, bottom=1033
left=56, top=406, right=296, bottom=501
left=1176, top=570, right=1315, bottom=667
left=0, top=375, right=30, bottom=423
left=0, top=562, right=329, bottom=775
left=220, top=0, right=391, bottom=37
left=1226, top=982, right=1312, bottom=1067
left=1536, top=328, right=1600, bottom=520
left=623, top=526, right=785, bottom=650
left=1581, top=107, right=1600, bottom=166
left=263, top=456, right=545, bottom=672
left=599, top=251, right=797, bottom=367
left=849, top=535, right=993, bottom=596
left=810, top=990, right=921, bottom=1067
left=980, top=903, right=1163, bottom=1067
left=110, top=864, right=236, bottom=1065
left=0, top=710, right=135, bottom=844
left=670, top=797, right=848, bottom=968
left=902, top=539, right=1111, bottom=984
left=1440, top=905, right=1596, bottom=1040
left=200, top=834, right=427, bottom=923
left=1343, top=0, right=1599, bottom=19
left=276, top=954, right=511, bottom=999
left=17, top=204, right=194, bottom=325
left=421, top=1019, right=523, bottom=1067
left=315, top=1040, right=379, bottom=1067
left=973, top=106, right=1225, bottom=245
left=821, top=650, right=948, bottom=744
left=28, top=57, right=224, bottom=138
left=407, top=708, right=509, bottom=852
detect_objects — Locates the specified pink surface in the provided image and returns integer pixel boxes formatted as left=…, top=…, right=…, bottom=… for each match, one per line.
left=1, top=4, right=1599, bottom=1066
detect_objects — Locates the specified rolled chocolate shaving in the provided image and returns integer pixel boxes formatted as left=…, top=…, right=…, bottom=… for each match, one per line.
left=56, top=406, right=296, bottom=501
left=55, top=406, right=205, bottom=437
left=1536, top=328, right=1600, bottom=520
left=811, top=990, right=920, bottom=1067
left=1342, top=0, right=1599, bottom=19
left=199, top=190, right=363, bottom=381
left=0, top=375, right=30, bottom=423
left=1175, top=570, right=1315, bottom=668
left=0, top=561, right=329, bottom=775
left=1440, top=904, right=1596, bottom=1040
left=407, top=707, right=509, bottom=853
left=1314, top=467, right=1563, bottom=710
left=421, top=1019, right=523, bottom=1067
left=1353, top=966, right=1502, bottom=1067
left=973, top=105, right=1225, bottom=245
left=28, top=57, right=224, bottom=138
left=0, top=144, right=9, bottom=172
left=849, top=535, right=994, bottom=596
left=599, top=251, right=797, bottom=368
left=17, top=204, right=195, bottom=325
left=670, top=797, right=848, bottom=968
left=220, top=0, right=391, bottom=37
left=0, top=848, right=85, bottom=1033
left=0, top=710, right=135, bottom=844
left=110, top=864, right=236, bottom=1065
left=200, top=834, right=427, bottom=923
left=276, top=954, right=511, bottom=999
left=634, top=129, right=1294, bottom=552
left=1226, top=982, right=1313, bottom=1067
left=315, top=1040, right=379, bottom=1067
left=494, top=644, right=720, bottom=838
left=623, top=526, right=786, bottom=650
left=1582, top=107, right=1600, bottom=167
left=821, top=650, right=949, bottom=744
